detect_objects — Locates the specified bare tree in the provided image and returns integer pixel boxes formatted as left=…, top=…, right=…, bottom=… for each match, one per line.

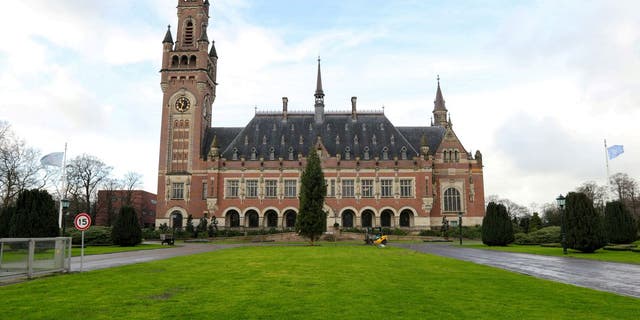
left=66, top=154, right=112, bottom=220
left=122, top=171, right=143, bottom=205
left=0, top=124, right=45, bottom=207
left=576, top=181, right=607, bottom=213
left=96, top=177, right=122, bottom=226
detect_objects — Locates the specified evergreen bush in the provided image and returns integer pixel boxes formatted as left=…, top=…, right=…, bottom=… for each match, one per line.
left=111, top=206, right=142, bottom=246
left=514, top=226, right=561, bottom=245
left=68, top=226, right=113, bottom=245
left=565, top=192, right=607, bottom=253
left=604, top=201, right=638, bottom=244
left=9, top=189, right=58, bottom=238
left=482, top=202, right=514, bottom=246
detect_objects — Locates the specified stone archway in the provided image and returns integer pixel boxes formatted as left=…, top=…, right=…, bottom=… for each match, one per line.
left=284, top=210, right=297, bottom=229
left=400, top=209, right=413, bottom=228
left=171, top=210, right=183, bottom=230
left=265, top=210, right=278, bottom=228
left=361, top=209, right=374, bottom=228
left=226, top=210, right=240, bottom=228
left=246, top=210, right=259, bottom=228
left=342, top=209, right=355, bottom=228
left=381, top=209, right=394, bottom=228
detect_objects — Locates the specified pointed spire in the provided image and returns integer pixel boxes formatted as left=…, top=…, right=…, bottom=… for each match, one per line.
left=434, top=75, right=446, bottom=111
left=209, top=40, right=218, bottom=58
left=163, top=25, right=174, bottom=44
left=315, top=57, right=324, bottom=97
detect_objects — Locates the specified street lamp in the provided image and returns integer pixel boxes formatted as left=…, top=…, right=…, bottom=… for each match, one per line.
left=555, top=194, right=567, bottom=255
left=458, top=212, right=463, bottom=245
left=60, top=199, right=70, bottom=236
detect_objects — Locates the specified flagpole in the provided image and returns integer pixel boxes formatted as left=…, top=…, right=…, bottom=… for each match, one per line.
left=604, top=139, right=610, bottom=181
left=58, top=143, right=68, bottom=231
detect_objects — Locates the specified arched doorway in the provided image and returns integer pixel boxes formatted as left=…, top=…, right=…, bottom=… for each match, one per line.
left=246, top=210, right=259, bottom=228
left=400, top=209, right=413, bottom=228
left=342, top=210, right=355, bottom=228
left=226, top=210, right=240, bottom=228
left=361, top=210, right=374, bottom=228
left=381, top=209, right=394, bottom=228
left=265, top=210, right=278, bottom=228
left=171, top=211, right=183, bottom=230
left=284, top=210, right=297, bottom=229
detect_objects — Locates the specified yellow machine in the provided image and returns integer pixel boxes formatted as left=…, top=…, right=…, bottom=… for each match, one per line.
left=365, top=227, right=388, bottom=247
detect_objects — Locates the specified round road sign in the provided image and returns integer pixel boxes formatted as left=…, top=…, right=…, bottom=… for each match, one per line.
left=74, top=213, right=92, bottom=231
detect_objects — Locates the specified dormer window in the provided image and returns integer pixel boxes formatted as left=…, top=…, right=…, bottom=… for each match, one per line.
left=344, top=147, right=351, bottom=160
left=382, top=147, right=389, bottom=160
left=363, top=146, right=370, bottom=160
left=269, top=147, right=275, bottom=160
left=251, top=147, right=257, bottom=160
left=288, top=147, right=294, bottom=160
left=232, top=148, right=239, bottom=161
left=401, top=146, right=407, bottom=160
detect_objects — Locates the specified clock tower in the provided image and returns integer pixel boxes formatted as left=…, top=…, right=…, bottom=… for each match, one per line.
left=157, top=0, right=217, bottom=219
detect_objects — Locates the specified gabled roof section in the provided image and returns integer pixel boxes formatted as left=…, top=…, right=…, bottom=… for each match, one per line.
left=202, top=112, right=445, bottom=161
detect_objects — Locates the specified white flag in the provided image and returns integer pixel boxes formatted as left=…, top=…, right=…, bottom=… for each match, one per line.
left=40, top=152, right=64, bottom=167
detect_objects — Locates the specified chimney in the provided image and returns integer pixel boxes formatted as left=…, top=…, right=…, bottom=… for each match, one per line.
left=351, top=96, right=357, bottom=121
left=282, top=97, right=288, bottom=121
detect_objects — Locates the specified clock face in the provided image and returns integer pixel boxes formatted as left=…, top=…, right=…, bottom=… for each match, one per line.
left=175, top=97, right=190, bottom=112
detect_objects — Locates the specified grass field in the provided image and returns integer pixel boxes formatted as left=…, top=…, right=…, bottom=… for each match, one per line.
left=463, top=241, right=640, bottom=265
left=1, top=246, right=638, bottom=319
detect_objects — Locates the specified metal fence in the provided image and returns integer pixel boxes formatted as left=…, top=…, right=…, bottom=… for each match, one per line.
left=0, top=237, right=72, bottom=280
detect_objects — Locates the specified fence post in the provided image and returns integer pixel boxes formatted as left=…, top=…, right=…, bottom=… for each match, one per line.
left=28, top=239, right=35, bottom=278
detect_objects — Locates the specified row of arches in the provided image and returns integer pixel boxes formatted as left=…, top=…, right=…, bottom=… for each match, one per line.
left=340, top=208, right=414, bottom=228
left=225, top=209, right=297, bottom=229
left=171, top=55, right=197, bottom=67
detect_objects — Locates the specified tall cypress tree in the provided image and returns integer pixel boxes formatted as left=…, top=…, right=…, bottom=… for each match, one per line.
left=565, top=192, right=607, bottom=253
left=482, top=202, right=514, bottom=246
left=9, top=189, right=58, bottom=238
left=295, top=147, right=326, bottom=245
left=604, top=201, right=638, bottom=244
left=111, top=206, right=142, bottom=246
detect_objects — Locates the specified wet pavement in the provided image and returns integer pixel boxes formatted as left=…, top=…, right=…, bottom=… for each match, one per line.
left=395, top=243, right=640, bottom=298
left=70, top=243, right=242, bottom=272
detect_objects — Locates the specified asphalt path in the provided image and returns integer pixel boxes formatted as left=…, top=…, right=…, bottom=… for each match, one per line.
left=70, top=243, right=242, bottom=272
left=395, top=243, right=640, bottom=299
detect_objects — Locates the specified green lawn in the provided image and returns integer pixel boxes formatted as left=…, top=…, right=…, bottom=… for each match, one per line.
left=1, top=246, right=638, bottom=319
left=463, top=242, right=640, bottom=265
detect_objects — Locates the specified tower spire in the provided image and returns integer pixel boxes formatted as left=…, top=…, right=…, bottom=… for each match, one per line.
left=432, top=75, right=448, bottom=127
left=314, top=57, right=325, bottom=124
left=163, top=25, right=174, bottom=44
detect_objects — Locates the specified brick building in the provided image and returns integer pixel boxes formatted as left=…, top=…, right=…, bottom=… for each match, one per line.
left=96, top=190, right=157, bottom=228
left=156, top=0, right=485, bottom=231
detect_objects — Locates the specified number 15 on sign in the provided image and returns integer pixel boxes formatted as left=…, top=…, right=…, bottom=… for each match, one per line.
left=74, top=213, right=91, bottom=271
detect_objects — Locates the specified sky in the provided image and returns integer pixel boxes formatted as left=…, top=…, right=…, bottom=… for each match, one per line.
left=1, top=0, right=638, bottom=211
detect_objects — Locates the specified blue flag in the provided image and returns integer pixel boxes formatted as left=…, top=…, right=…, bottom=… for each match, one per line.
left=40, top=152, right=64, bottom=167
left=607, top=145, right=624, bottom=160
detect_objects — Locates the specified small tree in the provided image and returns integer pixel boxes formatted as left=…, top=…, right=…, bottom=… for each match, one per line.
left=9, top=189, right=58, bottom=237
left=295, top=147, right=326, bottom=245
left=565, top=192, right=607, bottom=253
left=529, top=212, right=542, bottom=232
left=186, top=214, right=195, bottom=237
left=197, top=217, right=208, bottom=236
left=604, top=201, right=638, bottom=244
left=111, top=206, right=142, bottom=246
left=482, top=202, right=514, bottom=246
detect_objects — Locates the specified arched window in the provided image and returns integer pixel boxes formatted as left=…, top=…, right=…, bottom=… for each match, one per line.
left=171, top=56, right=179, bottom=66
left=443, top=188, right=461, bottom=212
left=227, top=210, right=240, bottom=228
left=342, top=210, right=354, bottom=228
left=400, top=210, right=412, bottom=227
left=180, top=55, right=188, bottom=65
left=361, top=210, right=374, bottom=228
left=381, top=210, right=393, bottom=227
left=246, top=210, right=259, bottom=228
left=284, top=210, right=297, bottom=228
left=184, top=20, right=194, bottom=46
left=454, top=150, right=459, bottom=162
left=189, top=55, right=196, bottom=66
left=265, top=210, right=278, bottom=228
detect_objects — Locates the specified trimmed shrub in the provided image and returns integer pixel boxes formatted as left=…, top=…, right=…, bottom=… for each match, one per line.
left=419, top=229, right=440, bottom=237
left=514, top=226, right=561, bottom=245
left=142, top=228, right=160, bottom=240
left=482, top=202, right=514, bottom=246
left=565, top=192, right=607, bottom=253
left=604, top=201, right=638, bottom=244
left=68, top=226, right=112, bottom=245
left=111, top=206, right=142, bottom=246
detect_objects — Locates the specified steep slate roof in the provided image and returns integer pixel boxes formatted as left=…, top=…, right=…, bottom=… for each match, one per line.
left=204, top=112, right=446, bottom=160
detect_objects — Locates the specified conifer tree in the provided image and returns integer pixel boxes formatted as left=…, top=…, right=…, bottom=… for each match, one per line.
left=481, top=202, right=514, bottom=246
left=565, top=192, right=607, bottom=253
left=9, top=189, right=58, bottom=237
left=295, top=147, right=326, bottom=245
left=111, top=206, right=142, bottom=246
left=529, top=212, right=542, bottom=232
left=604, top=201, right=638, bottom=244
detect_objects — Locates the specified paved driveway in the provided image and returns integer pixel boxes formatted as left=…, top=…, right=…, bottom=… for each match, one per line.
left=70, top=243, right=242, bottom=272
left=395, top=243, right=640, bottom=298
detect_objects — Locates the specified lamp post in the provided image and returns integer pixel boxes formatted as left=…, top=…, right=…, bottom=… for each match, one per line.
left=556, top=194, right=567, bottom=255
left=60, top=199, right=70, bottom=236
left=458, top=212, right=463, bottom=245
